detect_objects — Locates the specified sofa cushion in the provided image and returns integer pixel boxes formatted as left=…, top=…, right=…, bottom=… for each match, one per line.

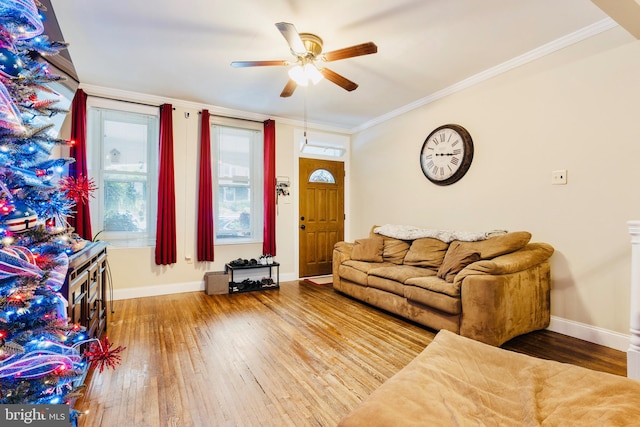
left=437, top=242, right=481, bottom=283
left=404, top=285, right=462, bottom=314
left=368, top=225, right=410, bottom=265
left=369, top=265, right=436, bottom=283
left=405, top=275, right=461, bottom=298
left=454, top=231, right=531, bottom=260
left=340, top=260, right=392, bottom=286
left=381, top=237, right=410, bottom=264
left=368, top=276, right=406, bottom=296
left=403, top=238, right=450, bottom=269
left=351, top=237, right=384, bottom=262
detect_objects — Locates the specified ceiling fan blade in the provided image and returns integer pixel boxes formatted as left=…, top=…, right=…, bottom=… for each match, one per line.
left=280, top=79, right=297, bottom=98
left=320, top=68, right=358, bottom=92
left=321, top=42, right=378, bottom=62
left=231, top=60, right=289, bottom=68
left=275, top=22, right=306, bottom=55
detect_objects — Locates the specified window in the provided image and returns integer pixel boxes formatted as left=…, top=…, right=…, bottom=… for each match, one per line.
left=297, top=129, right=348, bottom=158
left=309, top=169, right=336, bottom=183
left=211, top=123, right=263, bottom=243
left=87, top=100, right=159, bottom=246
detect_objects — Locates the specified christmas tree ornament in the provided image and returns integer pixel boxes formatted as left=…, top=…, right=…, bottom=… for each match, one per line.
left=84, top=337, right=125, bottom=373
left=3, top=201, right=37, bottom=232
left=59, top=175, right=97, bottom=204
left=0, top=47, right=23, bottom=77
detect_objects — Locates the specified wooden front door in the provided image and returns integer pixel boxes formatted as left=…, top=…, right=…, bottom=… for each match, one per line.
left=299, top=158, right=344, bottom=278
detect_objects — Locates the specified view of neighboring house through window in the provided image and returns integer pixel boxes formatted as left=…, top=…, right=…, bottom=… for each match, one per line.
left=87, top=100, right=158, bottom=246
left=211, top=123, right=263, bottom=243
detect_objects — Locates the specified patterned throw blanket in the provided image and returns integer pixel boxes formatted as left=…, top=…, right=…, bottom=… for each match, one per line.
left=373, top=224, right=507, bottom=243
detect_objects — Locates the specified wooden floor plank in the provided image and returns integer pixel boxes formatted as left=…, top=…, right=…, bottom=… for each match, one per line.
left=75, top=281, right=626, bottom=426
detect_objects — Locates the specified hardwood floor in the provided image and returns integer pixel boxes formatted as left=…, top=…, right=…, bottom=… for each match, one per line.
left=75, top=281, right=626, bottom=427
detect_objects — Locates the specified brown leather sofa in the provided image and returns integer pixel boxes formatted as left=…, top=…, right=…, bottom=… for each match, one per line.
left=332, top=226, right=554, bottom=346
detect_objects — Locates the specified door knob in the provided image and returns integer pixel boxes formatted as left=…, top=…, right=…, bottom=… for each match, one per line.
left=300, top=224, right=306, bottom=230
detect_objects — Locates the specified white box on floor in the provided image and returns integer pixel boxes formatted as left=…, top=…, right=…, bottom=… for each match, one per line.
left=205, top=271, right=228, bottom=295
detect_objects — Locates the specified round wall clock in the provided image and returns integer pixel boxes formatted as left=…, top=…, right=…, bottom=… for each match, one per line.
left=420, top=124, right=474, bottom=186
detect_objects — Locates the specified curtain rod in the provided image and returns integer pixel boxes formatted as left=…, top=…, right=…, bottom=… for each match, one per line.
left=206, top=112, right=265, bottom=124
left=86, top=94, right=265, bottom=120
left=86, top=93, right=175, bottom=110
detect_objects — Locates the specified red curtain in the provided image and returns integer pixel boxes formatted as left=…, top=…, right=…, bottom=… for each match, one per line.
left=263, top=119, right=276, bottom=256
left=68, top=88, right=93, bottom=240
left=155, top=104, right=176, bottom=265
left=197, top=110, right=214, bottom=261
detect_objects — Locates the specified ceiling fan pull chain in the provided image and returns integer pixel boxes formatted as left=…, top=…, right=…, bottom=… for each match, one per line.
left=304, top=86, right=308, bottom=144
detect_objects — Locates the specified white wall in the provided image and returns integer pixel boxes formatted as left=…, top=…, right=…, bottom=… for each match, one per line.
left=350, top=26, right=640, bottom=346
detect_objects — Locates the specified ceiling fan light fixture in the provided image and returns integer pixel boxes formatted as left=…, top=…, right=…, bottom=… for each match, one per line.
left=288, top=63, right=324, bottom=86
left=231, top=22, right=376, bottom=97
left=304, top=63, right=324, bottom=85
left=288, top=65, right=308, bottom=86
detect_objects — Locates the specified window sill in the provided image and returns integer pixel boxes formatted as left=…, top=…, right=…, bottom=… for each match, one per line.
left=98, top=238, right=155, bottom=248
left=214, top=238, right=262, bottom=246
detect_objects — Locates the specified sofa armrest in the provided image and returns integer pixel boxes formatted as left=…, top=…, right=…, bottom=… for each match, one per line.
left=454, top=243, right=553, bottom=285
left=458, top=243, right=554, bottom=346
left=333, top=242, right=354, bottom=288
left=333, top=241, right=354, bottom=262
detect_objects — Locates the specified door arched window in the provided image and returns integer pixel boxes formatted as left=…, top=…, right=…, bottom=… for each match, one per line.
left=309, top=168, right=335, bottom=183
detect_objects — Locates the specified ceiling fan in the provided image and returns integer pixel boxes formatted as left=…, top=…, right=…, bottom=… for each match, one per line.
left=231, top=22, right=378, bottom=97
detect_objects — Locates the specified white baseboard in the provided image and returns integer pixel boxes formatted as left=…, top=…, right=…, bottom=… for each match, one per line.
left=548, top=315, right=630, bottom=352
left=111, top=273, right=299, bottom=301
left=112, top=281, right=204, bottom=300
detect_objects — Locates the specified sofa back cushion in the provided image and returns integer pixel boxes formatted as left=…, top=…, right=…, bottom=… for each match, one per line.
left=454, top=231, right=531, bottom=259
left=437, top=242, right=482, bottom=282
left=369, top=225, right=410, bottom=265
left=351, top=237, right=384, bottom=262
left=380, top=237, right=411, bottom=264
left=403, top=238, right=450, bottom=269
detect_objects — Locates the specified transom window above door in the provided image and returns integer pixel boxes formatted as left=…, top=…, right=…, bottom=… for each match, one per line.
left=296, top=129, right=349, bottom=160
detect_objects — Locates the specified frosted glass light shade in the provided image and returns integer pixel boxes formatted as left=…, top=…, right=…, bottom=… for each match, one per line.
left=288, top=65, right=308, bottom=86
left=288, top=63, right=324, bottom=86
left=304, top=63, right=323, bottom=85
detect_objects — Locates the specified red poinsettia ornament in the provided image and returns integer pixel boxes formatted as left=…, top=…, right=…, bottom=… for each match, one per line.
left=84, top=336, right=125, bottom=373
left=59, top=175, right=97, bottom=204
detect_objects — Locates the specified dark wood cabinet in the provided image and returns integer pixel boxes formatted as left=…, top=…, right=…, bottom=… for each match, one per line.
left=64, top=241, right=108, bottom=339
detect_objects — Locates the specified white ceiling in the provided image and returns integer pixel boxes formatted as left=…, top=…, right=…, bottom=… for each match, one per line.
left=49, top=0, right=611, bottom=131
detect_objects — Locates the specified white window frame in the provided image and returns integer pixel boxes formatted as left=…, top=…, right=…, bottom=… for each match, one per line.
left=210, top=118, right=263, bottom=245
left=86, top=97, right=159, bottom=247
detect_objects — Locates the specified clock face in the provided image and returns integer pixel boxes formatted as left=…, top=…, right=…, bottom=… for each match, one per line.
left=420, top=124, right=474, bottom=186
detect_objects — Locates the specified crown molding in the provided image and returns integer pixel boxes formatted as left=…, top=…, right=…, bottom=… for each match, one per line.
left=349, top=17, right=618, bottom=134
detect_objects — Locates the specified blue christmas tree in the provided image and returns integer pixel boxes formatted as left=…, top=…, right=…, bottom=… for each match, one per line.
left=0, top=0, right=123, bottom=418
